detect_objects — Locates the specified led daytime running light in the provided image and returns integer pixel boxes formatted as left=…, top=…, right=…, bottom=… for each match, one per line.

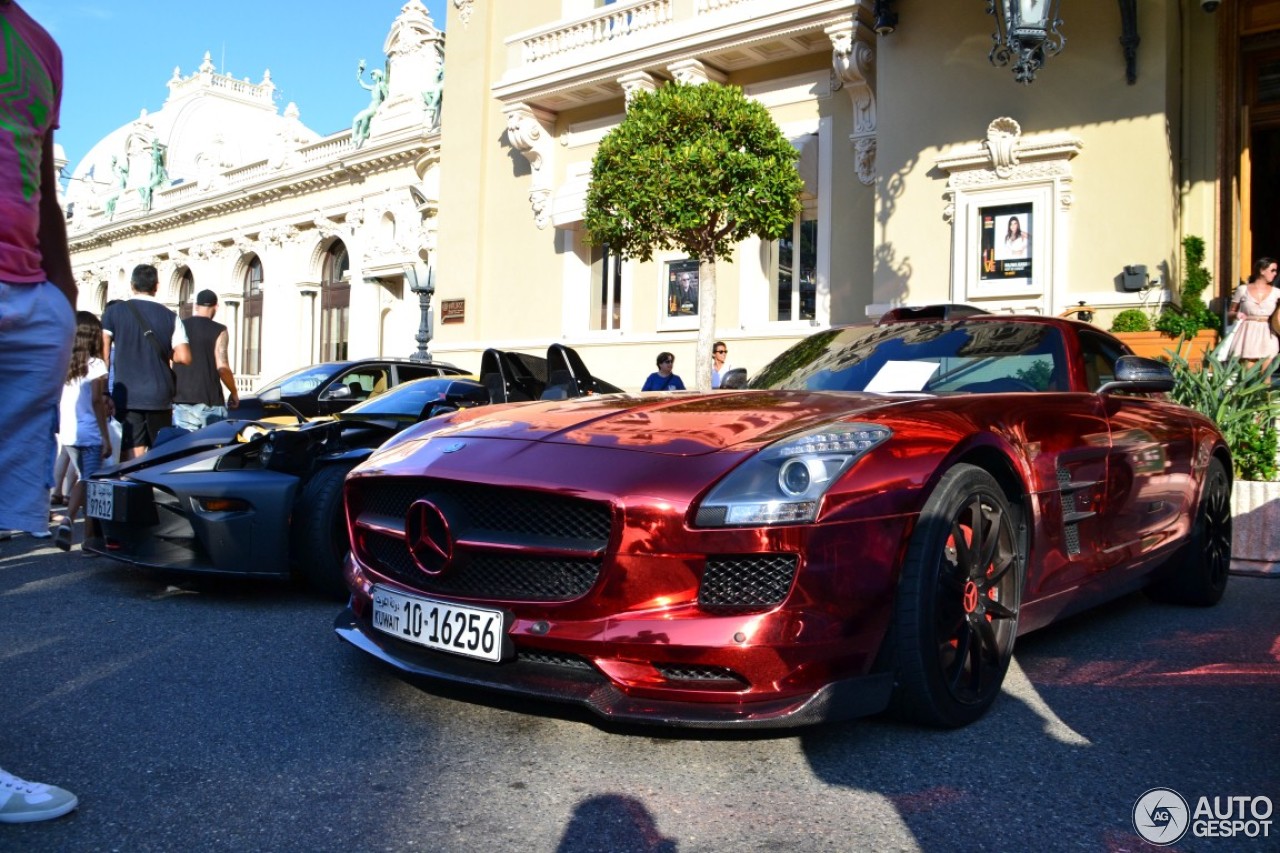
left=777, top=426, right=890, bottom=457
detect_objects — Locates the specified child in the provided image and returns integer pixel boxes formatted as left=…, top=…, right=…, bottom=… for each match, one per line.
left=52, top=311, right=111, bottom=551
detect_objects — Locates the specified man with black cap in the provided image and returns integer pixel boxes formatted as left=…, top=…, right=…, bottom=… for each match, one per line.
left=173, top=288, right=239, bottom=431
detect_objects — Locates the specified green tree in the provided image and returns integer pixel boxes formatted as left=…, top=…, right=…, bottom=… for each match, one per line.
left=585, top=81, right=803, bottom=391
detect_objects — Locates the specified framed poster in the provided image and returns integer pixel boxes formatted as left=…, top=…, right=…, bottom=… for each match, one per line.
left=980, top=202, right=1033, bottom=283
left=661, top=258, right=700, bottom=329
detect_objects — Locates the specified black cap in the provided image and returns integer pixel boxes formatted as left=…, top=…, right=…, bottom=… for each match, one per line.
left=195, top=289, right=218, bottom=306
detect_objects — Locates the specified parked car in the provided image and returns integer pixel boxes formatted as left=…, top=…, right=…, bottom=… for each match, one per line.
left=84, top=375, right=487, bottom=595
left=335, top=316, right=1232, bottom=729
left=84, top=345, right=620, bottom=596
left=235, top=358, right=468, bottom=420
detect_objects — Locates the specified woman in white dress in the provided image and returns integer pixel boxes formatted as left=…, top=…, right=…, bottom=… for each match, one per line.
left=1228, top=256, right=1280, bottom=366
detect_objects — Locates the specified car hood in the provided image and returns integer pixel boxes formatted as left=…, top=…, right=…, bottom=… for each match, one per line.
left=416, top=390, right=922, bottom=457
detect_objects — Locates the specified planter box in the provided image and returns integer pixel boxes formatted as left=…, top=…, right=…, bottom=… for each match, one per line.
left=1231, top=479, right=1280, bottom=577
left=1114, top=330, right=1220, bottom=368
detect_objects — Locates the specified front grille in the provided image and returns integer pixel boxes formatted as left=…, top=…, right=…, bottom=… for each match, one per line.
left=355, top=478, right=612, bottom=544
left=699, top=554, right=798, bottom=613
left=351, top=477, right=613, bottom=602
left=366, top=534, right=601, bottom=600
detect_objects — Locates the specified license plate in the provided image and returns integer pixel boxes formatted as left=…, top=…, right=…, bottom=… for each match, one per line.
left=87, top=481, right=116, bottom=521
left=370, top=586, right=505, bottom=663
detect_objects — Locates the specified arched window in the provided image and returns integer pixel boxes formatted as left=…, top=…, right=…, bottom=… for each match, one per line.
left=178, top=268, right=195, bottom=320
left=242, top=255, right=264, bottom=375
left=320, top=241, right=350, bottom=362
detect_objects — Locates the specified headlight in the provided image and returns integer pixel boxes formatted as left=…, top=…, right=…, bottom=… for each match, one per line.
left=694, top=423, right=891, bottom=527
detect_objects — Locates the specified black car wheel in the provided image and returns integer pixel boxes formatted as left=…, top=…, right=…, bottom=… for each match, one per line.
left=292, top=463, right=356, bottom=598
left=892, top=464, right=1024, bottom=728
left=1147, top=456, right=1231, bottom=607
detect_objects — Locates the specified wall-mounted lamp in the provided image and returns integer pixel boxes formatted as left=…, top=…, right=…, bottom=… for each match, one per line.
left=985, top=0, right=1065, bottom=84
left=873, top=0, right=898, bottom=35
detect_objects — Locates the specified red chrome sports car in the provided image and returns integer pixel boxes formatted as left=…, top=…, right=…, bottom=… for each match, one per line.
left=334, top=316, right=1232, bottom=729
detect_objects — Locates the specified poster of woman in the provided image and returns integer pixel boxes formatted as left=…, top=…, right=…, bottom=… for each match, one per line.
left=980, top=203, right=1034, bottom=281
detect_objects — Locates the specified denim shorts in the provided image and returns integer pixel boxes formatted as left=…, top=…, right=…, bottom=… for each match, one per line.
left=0, top=282, right=74, bottom=533
left=66, top=445, right=105, bottom=481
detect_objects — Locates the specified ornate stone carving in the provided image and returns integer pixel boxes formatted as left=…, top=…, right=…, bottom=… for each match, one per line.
left=984, top=117, right=1022, bottom=179
left=667, top=59, right=725, bottom=86
left=617, top=71, right=657, bottom=107
left=503, top=102, right=556, bottom=229
left=855, top=137, right=877, bottom=186
left=261, top=224, right=299, bottom=247
left=529, top=188, right=552, bottom=231
left=828, top=15, right=878, bottom=186
left=452, top=0, right=473, bottom=27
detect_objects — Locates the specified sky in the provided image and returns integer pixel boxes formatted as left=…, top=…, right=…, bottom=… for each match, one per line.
left=23, top=0, right=449, bottom=172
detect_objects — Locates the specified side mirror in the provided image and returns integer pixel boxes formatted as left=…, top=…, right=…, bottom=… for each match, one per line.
left=321, top=384, right=352, bottom=401
left=720, top=367, right=748, bottom=389
left=1097, top=355, right=1174, bottom=394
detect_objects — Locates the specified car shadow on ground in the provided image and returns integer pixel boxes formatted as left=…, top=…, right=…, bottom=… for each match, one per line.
left=796, top=581, right=1280, bottom=849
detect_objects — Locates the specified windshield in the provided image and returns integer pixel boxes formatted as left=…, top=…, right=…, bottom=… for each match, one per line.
left=256, top=363, right=348, bottom=397
left=749, top=321, right=1067, bottom=394
left=340, top=377, right=470, bottom=418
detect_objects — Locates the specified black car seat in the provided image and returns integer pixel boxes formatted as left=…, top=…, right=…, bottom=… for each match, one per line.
left=541, top=343, right=594, bottom=400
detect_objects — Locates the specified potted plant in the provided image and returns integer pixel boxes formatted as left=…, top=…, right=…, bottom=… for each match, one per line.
left=1169, top=351, right=1280, bottom=574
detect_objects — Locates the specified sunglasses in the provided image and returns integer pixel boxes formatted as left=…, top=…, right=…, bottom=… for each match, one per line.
left=714, top=349, right=727, bottom=354
left=660, top=358, right=674, bottom=364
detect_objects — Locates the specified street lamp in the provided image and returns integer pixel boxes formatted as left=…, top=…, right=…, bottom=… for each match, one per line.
left=405, top=262, right=435, bottom=363
left=986, top=0, right=1065, bottom=84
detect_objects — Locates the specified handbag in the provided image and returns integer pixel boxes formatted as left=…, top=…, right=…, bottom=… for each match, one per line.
left=1212, top=321, right=1238, bottom=362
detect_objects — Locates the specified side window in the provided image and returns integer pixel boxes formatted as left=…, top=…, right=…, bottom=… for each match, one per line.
left=331, top=369, right=388, bottom=401
left=1078, top=332, right=1123, bottom=392
left=395, top=364, right=443, bottom=383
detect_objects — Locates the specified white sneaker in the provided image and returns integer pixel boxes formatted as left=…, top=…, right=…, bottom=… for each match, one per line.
left=0, top=768, right=78, bottom=823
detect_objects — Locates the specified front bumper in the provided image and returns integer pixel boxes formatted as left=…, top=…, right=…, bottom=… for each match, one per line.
left=333, top=603, right=894, bottom=729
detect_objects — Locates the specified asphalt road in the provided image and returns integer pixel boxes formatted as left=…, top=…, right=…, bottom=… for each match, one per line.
left=2, top=530, right=1277, bottom=852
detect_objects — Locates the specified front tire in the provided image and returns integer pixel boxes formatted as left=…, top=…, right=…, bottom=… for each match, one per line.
left=892, top=464, right=1024, bottom=728
left=1147, top=456, right=1231, bottom=607
left=292, top=463, right=356, bottom=598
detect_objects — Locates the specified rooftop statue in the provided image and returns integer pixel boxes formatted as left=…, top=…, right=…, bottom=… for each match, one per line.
left=423, top=63, right=443, bottom=132
left=138, top=138, right=167, bottom=212
left=352, top=59, right=389, bottom=149
left=104, top=155, right=127, bottom=221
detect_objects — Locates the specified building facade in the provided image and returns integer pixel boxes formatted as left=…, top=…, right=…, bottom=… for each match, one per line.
left=64, top=1, right=446, bottom=389
left=64, top=1, right=1280, bottom=391
left=426, top=0, right=1262, bottom=388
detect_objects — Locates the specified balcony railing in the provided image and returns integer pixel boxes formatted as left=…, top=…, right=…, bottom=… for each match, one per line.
left=520, top=0, right=673, bottom=65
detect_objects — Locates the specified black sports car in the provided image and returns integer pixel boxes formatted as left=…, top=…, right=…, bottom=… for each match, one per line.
left=84, top=375, right=489, bottom=594
left=234, top=358, right=467, bottom=420
left=84, top=345, right=619, bottom=596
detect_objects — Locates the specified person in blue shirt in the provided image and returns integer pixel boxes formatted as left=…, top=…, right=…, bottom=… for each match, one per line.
left=641, top=351, right=685, bottom=392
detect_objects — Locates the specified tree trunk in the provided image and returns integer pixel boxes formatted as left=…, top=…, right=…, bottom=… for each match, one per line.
left=695, top=259, right=717, bottom=392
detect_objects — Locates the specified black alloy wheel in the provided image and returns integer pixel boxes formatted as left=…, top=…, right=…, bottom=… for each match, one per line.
left=1147, top=456, right=1231, bottom=607
left=893, top=464, right=1024, bottom=728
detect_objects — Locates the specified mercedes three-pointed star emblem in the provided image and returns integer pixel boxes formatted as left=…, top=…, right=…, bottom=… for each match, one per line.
left=406, top=498, right=453, bottom=576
